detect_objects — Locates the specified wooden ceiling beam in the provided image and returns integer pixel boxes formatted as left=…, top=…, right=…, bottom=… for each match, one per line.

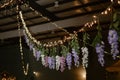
left=54, top=0, right=110, bottom=14
left=0, top=9, right=31, bottom=19
left=43, top=0, right=74, bottom=8
left=0, top=8, right=109, bottom=32
left=27, top=0, right=60, bottom=21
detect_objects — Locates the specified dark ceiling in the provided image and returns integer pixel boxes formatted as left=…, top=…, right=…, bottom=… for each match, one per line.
left=0, top=0, right=114, bottom=46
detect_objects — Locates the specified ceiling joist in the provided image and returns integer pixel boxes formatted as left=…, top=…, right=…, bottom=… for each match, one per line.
left=27, top=0, right=60, bottom=21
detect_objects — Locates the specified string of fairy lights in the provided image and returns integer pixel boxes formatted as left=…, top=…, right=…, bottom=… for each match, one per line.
left=17, top=5, right=29, bottom=76
left=79, top=5, right=113, bottom=32
left=19, top=8, right=74, bottom=47
left=22, top=3, right=74, bottom=48
left=0, top=0, right=14, bottom=9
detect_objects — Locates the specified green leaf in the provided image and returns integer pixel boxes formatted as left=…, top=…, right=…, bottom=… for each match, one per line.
left=97, top=25, right=102, bottom=31
left=92, top=35, right=99, bottom=47
left=91, top=32, right=102, bottom=47
left=113, top=12, right=117, bottom=22
left=69, top=37, right=80, bottom=54
left=44, top=48, right=49, bottom=55
left=61, top=45, right=69, bottom=56
left=83, top=32, right=89, bottom=46
left=49, top=47, right=56, bottom=56
left=91, top=24, right=102, bottom=47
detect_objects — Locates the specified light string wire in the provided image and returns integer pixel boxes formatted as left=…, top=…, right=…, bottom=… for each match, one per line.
left=78, top=6, right=112, bottom=33
left=19, top=9, right=76, bottom=47
left=78, top=0, right=120, bottom=33
left=17, top=5, right=29, bottom=76
left=19, top=10, right=41, bottom=45
left=0, top=0, right=14, bottom=9
left=19, top=11, right=74, bottom=47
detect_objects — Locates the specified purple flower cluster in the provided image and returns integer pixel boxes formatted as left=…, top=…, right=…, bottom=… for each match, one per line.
left=95, top=42, right=105, bottom=66
left=66, top=53, right=72, bottom=70
left=108, top=29, right=119, bottom=59
left=72, top=49, right=80, bottom=67
left=48, top=57, right=55, bottom=69
left=60, top=57, right=66, bottom=72
left=23, top=30, right=32, bottom=50
left=34, top=50, right=41, bottom=61
left=44, top=56, right=48, bottom=67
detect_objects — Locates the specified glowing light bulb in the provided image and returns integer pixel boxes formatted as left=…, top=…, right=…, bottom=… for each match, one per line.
left=104, top=11, right=108, bottom=14
left=111, top=0, right=113, bottom=3
left=82, top=72, right=86, bottom=79
left=118, top=0, right=120, bottom=4
left=33, top=71, right=40, bottom=77
left=107, top=8, right=111, bottom=11
left=93, top=15, right=97, bottom=18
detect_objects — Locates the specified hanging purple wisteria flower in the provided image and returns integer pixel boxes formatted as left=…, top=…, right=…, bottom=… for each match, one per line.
left=81, top=47, right=89, bottom=68
left=23, top=30, right=32, bottom=49
left=48, top=57, right=52, bottom=69
left=51, top=57, right=55, bottom=69
left=29, top=43, right=34, bottom=51
left=23, top=30, right=28, bottom=43
left=72, top=49, right=80, bottom=67
left=48, top=56, right=55, bottom=69
left=33, top=49, right=41, bottom=61
left=60, top=56, right=66, bottom=72
left=44, top=56, right=49, bottom=67
left=108, top=29, right=119, bottom=59
left=95, top=41, right=105, bottom=66
left=66, top=53, right=72, bottom=70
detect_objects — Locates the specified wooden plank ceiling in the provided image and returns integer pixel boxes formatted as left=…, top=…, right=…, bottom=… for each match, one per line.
left=0, top=0, right=114, bottom=46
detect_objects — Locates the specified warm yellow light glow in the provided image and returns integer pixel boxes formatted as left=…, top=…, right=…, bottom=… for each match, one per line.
left=107, top=8, right=111, bottom=11
left=76, top=66, right=86, bottom=80
left=33, top=71, right=40, bottom=77
left=82, top=70, right=86, bottom=79
left=74, top=1, right=80, bottom=6
left=75, top=9, right=82, bottom=13
left=111, top=0, right=113, bottom=2
left=118, top=0, right=120, bottom=4
left=84, top=0, right=89, bottom=3
left=93, top=15, right=97, bottom=18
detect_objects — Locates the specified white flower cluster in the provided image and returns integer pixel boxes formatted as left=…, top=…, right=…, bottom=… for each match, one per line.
left=81, top=47, right=89, bottom=68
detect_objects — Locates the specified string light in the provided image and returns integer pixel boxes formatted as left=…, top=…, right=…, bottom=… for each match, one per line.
left=0, top=0, right=14, bottom=9
left=79, top=5, right=113, bottom=33
left=19, top=10, right=75, bottom=47
left=111, top=0, right=113, bottom=3
left=18, top=3, right=76, bottom=48
left=17, top=5, right=29, bottom=76
left=101, top=7, right=112, bottom=15
left=118, top=0, right=120, bottom=4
